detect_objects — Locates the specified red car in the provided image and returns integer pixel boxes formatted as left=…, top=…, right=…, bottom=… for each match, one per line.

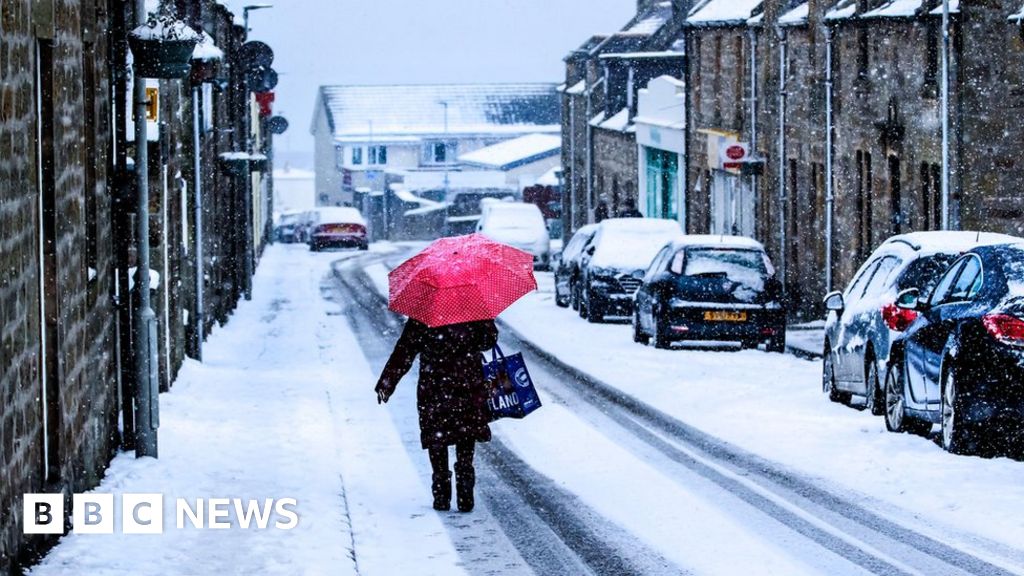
left=309, top=207, right=369, bottom=251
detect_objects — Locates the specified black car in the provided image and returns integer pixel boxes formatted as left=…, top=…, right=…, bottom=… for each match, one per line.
left=633, top=235, right=786, bottom=351
left=577, top=218, right=683, bottom=323
left=554, top=223, right=598, bottom=308
left=885, top=243, right=1024, bottom=454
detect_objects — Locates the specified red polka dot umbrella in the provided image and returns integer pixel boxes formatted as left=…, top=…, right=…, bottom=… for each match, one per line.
left=388, top=233, right=538, bottom=328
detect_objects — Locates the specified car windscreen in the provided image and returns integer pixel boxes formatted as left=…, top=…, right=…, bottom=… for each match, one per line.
left=896, top=254, right=959, bottom=295
left=681, top=248, right=767, bottom=292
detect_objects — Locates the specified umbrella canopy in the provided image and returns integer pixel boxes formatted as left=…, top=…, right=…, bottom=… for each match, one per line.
left=389, top=233, right=537, bottom=328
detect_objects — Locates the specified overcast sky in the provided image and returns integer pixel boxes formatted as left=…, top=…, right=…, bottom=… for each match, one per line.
left=238, top=0, right=635, bottom=163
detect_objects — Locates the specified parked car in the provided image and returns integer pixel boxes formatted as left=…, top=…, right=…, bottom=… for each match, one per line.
left=309, top=207, right=369, bottom=251
left=577, top=218, right=682, bottom=322
left=274, top=212, right=303, bottom=243
left=476, top=202, right=551, bottom=269
left=822, top=232, right=1017, bottom=413
left=553, top=224, right=599, bottom=308
left=293, top=209, right=319, bottom=243
left=633, top=235, right=785, bottom=351
left=884, top=242, right=1024, bottom=454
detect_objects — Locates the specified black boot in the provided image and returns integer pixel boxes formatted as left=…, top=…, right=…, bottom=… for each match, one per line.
left=454, top=462, right=475, bottom=512
left=432, top=471, right=452, bottom=511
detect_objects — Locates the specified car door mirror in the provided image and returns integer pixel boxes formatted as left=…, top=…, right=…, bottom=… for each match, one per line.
left=896, top=288, right=925, bottom=311
left=823, top=291, right=845, bottom=312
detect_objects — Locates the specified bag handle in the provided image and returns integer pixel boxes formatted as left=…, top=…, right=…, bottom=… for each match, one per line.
left=489, top=345, right=506, bottom=363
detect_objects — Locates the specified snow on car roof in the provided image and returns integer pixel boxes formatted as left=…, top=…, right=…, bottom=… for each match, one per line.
left=314, top=207, right=366, bottom=225
left=668, top=234, right=765, bottom=251
left=590, top=218, right=683, bottom=270
left=877, top=231, right=1022, bottom=257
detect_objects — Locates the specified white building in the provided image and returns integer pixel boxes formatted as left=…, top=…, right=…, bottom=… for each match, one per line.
left=458, top=133, right=561, bottom=190
left=310, top=83, right=561, bottom=207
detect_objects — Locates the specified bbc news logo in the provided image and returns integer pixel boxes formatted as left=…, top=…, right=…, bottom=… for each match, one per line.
left=24, top=494, right=299, bottom=534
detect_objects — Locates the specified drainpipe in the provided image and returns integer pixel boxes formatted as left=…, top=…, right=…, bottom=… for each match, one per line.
left=133, top=0, right=158, bottom=458
left=585, top=74, right=607, bottom=224
left=191, top=85, right=204, bottom=361
left=748, top=28, right=758, bottom=236
left=940, top=0, right=951, bottom=230
left=569, top=94, right=576, bottom=234
left=778, top=28, right=788, bottom=298
left=825, top=27, right=835, bottom=292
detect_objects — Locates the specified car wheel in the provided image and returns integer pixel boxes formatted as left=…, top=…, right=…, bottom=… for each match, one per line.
left=766, top=333, right=786, bottom=354
left=884, top=362, right=930, bottom=436
left=823, top=344, right=847, bottom=403
left=864, top=355, right=884, bottom=416
left=653, top=308, right=671, bottom=349
left=941, top=364, right=980, bottom=455
left=633, top=311, right=650, bottom=345
left=570, top=281, right=580, bottom=311
left=310, top=243, right=320, bottom=252
left=586, top=290, right=603, bottom=323
left=578, top=285, right=589, bottom=319
left=359, top=243, right=369, bottom=251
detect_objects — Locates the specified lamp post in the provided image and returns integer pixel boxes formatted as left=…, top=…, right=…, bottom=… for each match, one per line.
left=240, top=4, right=272, bottom=300
left=440, top=100, right=450, bottom=198
left=940, top=0, right=951, bottom=230
left=243, top=3, right=273, bottom=35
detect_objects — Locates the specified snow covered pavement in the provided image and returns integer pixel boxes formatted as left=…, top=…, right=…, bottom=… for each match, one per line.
left=29, top=245, right=468, bottom=576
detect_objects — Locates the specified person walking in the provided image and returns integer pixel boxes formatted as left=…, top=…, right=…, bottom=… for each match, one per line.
left=616, top=198, right=643, bottom=218
left=380, top=233, right=537, bottom=512
left=375, top=319, right=498, bottom=512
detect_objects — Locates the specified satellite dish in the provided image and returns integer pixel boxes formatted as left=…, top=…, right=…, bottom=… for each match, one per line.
left=237, top=41, right=274, bottom=70
left=246, top=67, right=278, bottom=92
left=266, top=116, right=289, bottom=134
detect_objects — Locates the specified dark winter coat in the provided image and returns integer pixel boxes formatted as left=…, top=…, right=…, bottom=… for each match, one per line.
left=376, top=319, right=499, bottom=450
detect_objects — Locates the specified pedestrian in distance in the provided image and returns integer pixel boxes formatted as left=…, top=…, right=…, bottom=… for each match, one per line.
left=375, top=318, right=499, bottom=512
left=595, top=200, right=610, bottom=223
left=616, top=198, right=643, bottom=218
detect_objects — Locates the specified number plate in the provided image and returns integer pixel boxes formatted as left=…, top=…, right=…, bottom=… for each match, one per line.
left=704, top=310, right=747, bottom=322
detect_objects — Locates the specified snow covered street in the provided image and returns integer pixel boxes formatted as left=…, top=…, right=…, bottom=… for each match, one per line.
left=29, top=243, right=1024, bottom=576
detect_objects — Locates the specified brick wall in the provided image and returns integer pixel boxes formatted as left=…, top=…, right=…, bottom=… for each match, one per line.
left=0, top=0, right=120, bottom=572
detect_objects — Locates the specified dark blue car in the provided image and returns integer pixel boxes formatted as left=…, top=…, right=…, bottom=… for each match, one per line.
left=885, top=243, right=1024, bottom=454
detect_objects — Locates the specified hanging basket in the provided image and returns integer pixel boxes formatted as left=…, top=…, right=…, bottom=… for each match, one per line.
left=218, top=155, right=250, bottom=178
left=129, top=16, right=200, bottom=79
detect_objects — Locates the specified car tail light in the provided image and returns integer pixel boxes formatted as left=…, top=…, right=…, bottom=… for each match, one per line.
left=983, top=314, right=1024, bottom=346
left=881, top=303, right=918, bottom=332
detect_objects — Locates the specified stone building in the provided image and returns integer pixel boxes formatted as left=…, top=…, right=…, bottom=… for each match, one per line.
left=565, top=0, right=1024, bottom=319
left=0, top=0, right=276, bottom=570
left=561, top=0, right=690, bottom=237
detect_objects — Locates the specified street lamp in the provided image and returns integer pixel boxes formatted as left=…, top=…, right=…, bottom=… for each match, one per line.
left=243, top=4, right=273, bottom=35
left=439, top=100, right=450, bottom=198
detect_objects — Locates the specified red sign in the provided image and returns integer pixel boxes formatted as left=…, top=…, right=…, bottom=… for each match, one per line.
left=725, top=145, right=746, bottom=160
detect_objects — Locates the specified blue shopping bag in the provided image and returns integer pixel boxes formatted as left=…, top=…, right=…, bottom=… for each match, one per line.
left=482, top=346, right=542, bottom=420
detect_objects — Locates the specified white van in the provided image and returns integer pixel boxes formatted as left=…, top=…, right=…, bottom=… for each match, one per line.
left=476, top=202, right=552, bottom=269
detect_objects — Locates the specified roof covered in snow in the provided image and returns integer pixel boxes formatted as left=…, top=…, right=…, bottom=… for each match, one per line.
left=388, top=170, right=511, bottom=193
left=688, top=0, right=763, bottom=26
left=318, top=84, right=561, bottom=140
left=779, top=3, right=810, bottom=26
left=862, top=0, right=929, bottom=18
left=625, top=1, right=675, bottom=34
left=458, top=134, right=561, bottom=170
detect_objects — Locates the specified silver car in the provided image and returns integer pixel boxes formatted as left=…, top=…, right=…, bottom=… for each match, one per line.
left=822, top=231, right=1017, bottom=413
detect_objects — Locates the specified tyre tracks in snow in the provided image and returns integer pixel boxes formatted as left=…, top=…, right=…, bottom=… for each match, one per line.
left=335, top=250, right=1021, bottom=576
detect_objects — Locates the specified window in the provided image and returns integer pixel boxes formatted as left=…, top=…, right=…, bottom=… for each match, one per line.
left=889, top=155, right=902, bottom=235
left=862, top=256, right=901, bottom=299
left=644, top=246, right=672, bottom=282
left=930, top=258, right=968, bottom=306
left=430, top=142, right=448, bottom=163
left=846, top=258, right=880, bottom=299
left=369, top=145, right=387, bottom=165
left=351, top=146, right=363, bottom=165
left=924, top=22, right=939, bottom=96
left=920, top=162, right=941, bottom=231
left=856, top=150, right=873, bottom=261
left=948, top=256, right=983, bottom=302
